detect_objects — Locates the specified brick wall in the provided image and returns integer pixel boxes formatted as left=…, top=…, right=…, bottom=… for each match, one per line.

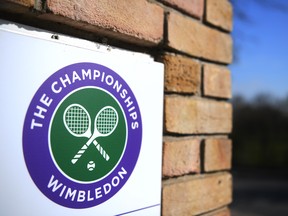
left=0, top=0, right=233, bottom=215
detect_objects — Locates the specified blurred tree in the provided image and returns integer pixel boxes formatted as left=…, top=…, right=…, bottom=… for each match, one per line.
left=232, top=94, right=288, bottom=169
left=231, top=0, right=288, bottom=170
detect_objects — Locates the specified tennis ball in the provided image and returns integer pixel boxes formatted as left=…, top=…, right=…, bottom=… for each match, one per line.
left=87, top=161, right=95, bottom=171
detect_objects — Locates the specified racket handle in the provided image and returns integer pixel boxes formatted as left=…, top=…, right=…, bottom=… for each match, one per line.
left=71, top=141, right=110, bottom=164
left=93, top=140, right=110, bottom=161
left=71, top=144, right=89, bottom=164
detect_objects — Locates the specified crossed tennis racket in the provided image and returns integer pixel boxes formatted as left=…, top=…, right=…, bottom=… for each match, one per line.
left=63, top=104, right=118, bottom=164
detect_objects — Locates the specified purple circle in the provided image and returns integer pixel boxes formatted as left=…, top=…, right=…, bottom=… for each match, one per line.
left=23, top=63, right=142, bottom=208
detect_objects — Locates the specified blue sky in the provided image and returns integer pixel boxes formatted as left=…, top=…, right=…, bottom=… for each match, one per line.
left=230, top=0, right=288, bottom=100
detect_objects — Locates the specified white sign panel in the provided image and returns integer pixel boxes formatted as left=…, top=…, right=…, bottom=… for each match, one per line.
left=0, top=20, right=164, bottom=216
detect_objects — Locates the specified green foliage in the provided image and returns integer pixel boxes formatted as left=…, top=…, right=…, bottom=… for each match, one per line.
left=232, top=94, right=288, bottom=168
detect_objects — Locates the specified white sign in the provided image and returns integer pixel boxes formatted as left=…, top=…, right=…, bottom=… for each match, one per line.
left=0, top=20, right=164, bottom=215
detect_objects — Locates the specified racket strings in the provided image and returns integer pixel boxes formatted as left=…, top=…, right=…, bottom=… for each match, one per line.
left=65, top=106, right=90, bottom=135
left=96, top=108, right=117, bottom=134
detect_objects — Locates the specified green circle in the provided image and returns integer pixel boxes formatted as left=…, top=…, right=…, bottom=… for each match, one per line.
left=50, top=87, right=126, bottom=182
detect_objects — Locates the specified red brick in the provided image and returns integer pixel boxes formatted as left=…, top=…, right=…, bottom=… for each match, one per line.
left=204, top=139, right=232, bottom=172
left=162, top=53, right=201, bottom=94
left=204, top=63, right=232, bottom=99
left=162, top=172, right=232, bottom=215
left=202, top=207, right=231, bottom=216
left=167, top=11, right=232, bottom=63
left=46, top=0, right=164, bottom=46
left=165, top=96, right=232, bottom=134
left=206, top=0, right=233, bottom=31
left=161, top=0, right=204, bottom=18
left=163, top=137, right=200, bottom=177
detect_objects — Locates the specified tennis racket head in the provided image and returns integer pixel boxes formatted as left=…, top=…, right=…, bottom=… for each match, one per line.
left=94, top=106, right=118, bottom=137
left=63, top=104, right=92, bottom=138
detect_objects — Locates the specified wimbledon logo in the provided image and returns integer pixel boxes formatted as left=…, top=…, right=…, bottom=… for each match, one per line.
left=23, top=62, right=142, bottom=208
